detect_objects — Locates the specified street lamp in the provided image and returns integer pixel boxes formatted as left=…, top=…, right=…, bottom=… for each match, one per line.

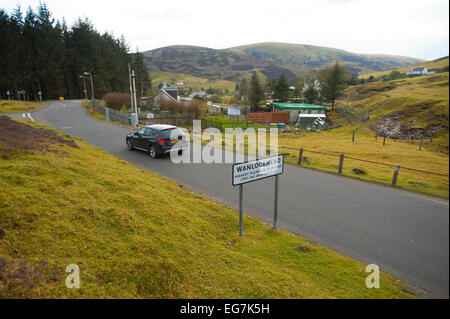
left=84, top=72, right=95, bottom=108
left=79, top=75, right=88, bottom=101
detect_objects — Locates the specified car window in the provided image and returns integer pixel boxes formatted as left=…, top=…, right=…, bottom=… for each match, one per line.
left=138, top=128, right=146, bottom=135
left=160, top=128, right=184, bottom=139
left=144, top=128, right=155, bottom=136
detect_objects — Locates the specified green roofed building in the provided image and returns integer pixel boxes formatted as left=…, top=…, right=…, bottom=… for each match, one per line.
left=270, top=102, right=327, bottom=128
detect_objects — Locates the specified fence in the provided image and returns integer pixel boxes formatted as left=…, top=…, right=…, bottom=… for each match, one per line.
left=93, top=101, right=130, bottom=125
left=189, top=128, right=448, bottom=191
left=143, top=113, right=196, bottom=126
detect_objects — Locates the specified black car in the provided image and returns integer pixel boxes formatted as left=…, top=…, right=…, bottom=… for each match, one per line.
left=126, top=124, right=187, bottom=158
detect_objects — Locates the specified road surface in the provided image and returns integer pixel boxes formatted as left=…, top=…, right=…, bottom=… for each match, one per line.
left=17, top=100, right=450, bottom=297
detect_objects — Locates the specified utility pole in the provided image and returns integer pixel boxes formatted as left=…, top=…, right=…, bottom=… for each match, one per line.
left=128, top=63, right=134, bottom=111
left=79, top=75, right=88, bottom=101
left=84, top=72, right=95, bottom=108
left=132, top=69, right=138, bottom=127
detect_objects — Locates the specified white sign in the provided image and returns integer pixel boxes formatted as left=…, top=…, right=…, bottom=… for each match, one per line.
left=146, top=113, right=155, bottom=119
left=227, top=107, right=241, bottom=116
left=232, top=155, right=284, bottom=186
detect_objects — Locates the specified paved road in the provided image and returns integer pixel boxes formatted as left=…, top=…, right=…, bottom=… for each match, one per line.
left=27, top=100, right=450, bottom=297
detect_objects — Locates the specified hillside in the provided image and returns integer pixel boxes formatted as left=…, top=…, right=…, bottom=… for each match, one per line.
left=149, top=71, right=237, bottom=93
left=338, top=72, right=449, bottom=154
left=143, top=42, right=423, bottom=81
left=359, top=56, right=449, bottom=79
left=0, top=117, right=415, bottom=298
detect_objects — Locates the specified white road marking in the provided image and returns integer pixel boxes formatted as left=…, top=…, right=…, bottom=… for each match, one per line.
left=60, top=126, right=72, bottom=129
left=22, top=113, right=26, bottom=118
left=27, top=113, right=34, bottom=121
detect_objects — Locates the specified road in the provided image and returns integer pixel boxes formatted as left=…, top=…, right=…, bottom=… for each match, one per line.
left=22, top=100, right=450, bottom=297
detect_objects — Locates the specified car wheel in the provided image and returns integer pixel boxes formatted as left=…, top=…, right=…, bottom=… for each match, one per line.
left=127, top=139, right=134, bottom=150
left=149, top=145, right=159, bottom=159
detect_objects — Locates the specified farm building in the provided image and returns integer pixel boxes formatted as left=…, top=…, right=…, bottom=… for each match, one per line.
left=271, top=102, right=327, bottom=127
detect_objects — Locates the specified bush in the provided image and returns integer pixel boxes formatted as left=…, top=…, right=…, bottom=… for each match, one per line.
left=103, top=92, right=132, bottom=111
left=160, top=99, right=203, bottom=118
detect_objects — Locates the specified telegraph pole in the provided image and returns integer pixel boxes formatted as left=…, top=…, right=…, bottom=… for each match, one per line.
left=132, top=69, right=138, bottom=127
left=84, top=72, right=94, bottom=108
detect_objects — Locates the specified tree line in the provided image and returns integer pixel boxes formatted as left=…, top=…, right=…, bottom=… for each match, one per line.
left=0, top=3, right=150, bottom=101
left=236, top=61, right=350, bottom=111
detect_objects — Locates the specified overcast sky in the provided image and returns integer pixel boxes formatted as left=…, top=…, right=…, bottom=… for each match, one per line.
left=2, top=0, right=449, bottom=60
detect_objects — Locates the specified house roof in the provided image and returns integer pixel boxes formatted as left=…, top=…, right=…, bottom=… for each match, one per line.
left=271, top=102, right=327, bottom=111
left=410, top=67, right=426, bottom=72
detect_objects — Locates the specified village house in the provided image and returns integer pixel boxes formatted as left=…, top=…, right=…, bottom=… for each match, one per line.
left=405, top=67, right=435, bottom=76
left=153, top=85, right=179, bottom=108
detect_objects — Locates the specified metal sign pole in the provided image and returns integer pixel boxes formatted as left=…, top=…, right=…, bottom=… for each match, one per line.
left=273, top=174, right=279, bottom=229
left=239, top=184, right=243, bottom=236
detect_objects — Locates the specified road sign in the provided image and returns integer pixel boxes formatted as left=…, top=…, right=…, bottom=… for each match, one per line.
left=232, top=154, right=284, bottom=186
left=227, top=107, right=241, bottom=116
left=232, top=155, right=285, bottom=235
left=146, top=113, right=155, bottom=119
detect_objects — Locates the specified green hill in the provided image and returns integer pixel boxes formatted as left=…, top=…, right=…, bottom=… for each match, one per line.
left=0, top=117, right=415, bottom=298
left=143, top=42, right=423, bottom=81
left=339, top=72, right=449, bottom=154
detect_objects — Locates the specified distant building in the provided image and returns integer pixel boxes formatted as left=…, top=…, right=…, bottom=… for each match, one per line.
left=189, top=91, right=207, bottom=99
left=153, top=86, right=179, bottom=108
left=271, top=102, right=326, bottom=126
left=176, top=81, right=185, bottom=86
left=405, top=67, right=435, bottom=76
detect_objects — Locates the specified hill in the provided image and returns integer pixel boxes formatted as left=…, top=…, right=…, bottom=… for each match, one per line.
left=338, top=72, right=449, bottom=154
left=0, top=117, right=415, bottom=298
left=143, top=42, right=423, bottom=81
left=358, top=56, right=449, bottom=79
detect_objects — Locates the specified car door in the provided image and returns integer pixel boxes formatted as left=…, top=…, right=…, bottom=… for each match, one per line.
left=142, top=128, right=157, bottom=150
left=134, top=127, right=147, bottom=149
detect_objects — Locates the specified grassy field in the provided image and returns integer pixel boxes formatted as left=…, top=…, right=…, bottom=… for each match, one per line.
left=358, top=57, right=449, bottom=79
left=150, top=71, right=236, bottom=94
left=0, top=118, right=416, bottom=298
left=201, top=124, right=448, bottom=199
left=0, top=99, right=46, bottom=114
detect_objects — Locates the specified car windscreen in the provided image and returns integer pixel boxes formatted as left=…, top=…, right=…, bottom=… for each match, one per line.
left=160, top=128, right=184, bottom=139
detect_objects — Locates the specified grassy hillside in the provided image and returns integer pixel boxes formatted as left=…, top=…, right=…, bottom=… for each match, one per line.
left=230, top=42, right=422, bottom=76
left=0, top=117, right=415, bottom=298
left=143, top=43, right=422, bottom=81
left=150, top=71, right=237, bottom=94
left=358, top=57, right=449, bottom=79
left=0, top=100, right=46, bottom=114
left=342, top=72, right=449, bottom=154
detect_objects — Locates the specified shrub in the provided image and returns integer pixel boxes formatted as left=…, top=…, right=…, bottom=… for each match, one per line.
left=103, top=92, right=132, bottom=110
left=160, top=100, right=203, bottom=118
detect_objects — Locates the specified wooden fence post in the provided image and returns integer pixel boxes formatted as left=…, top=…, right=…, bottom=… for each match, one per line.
left=298, top=148, right=304, bottom=165
left=375, top=133, right=378, bottom=140
left=430, top=135, right=433, bottom=143
left=352, top=130, right=355, bottom=142
left=383, top=136, right=386, bottom=146
left=419, top=135, right=423, bottom=151
left=339, top=154, right=344, bottom=174
left=391, top=164, right=401, bottom=187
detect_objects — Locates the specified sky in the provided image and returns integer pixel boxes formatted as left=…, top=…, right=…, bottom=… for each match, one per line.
left=2, top=0, right=449, bottom=60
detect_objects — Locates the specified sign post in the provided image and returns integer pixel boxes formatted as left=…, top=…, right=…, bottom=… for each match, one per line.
left=232, top=154, right=284, bottom=235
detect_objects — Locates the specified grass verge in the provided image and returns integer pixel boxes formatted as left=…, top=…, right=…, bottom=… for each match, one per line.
left=0, top=118, right=416, bottom=298
left=0, top=99, right=46, bottom=114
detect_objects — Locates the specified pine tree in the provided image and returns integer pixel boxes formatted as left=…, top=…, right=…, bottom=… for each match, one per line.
left=319, top=60, right=349, bottom=110
left=249, top=72, right=264, bottom=111
left=273, top=72, right=290, bottom=102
